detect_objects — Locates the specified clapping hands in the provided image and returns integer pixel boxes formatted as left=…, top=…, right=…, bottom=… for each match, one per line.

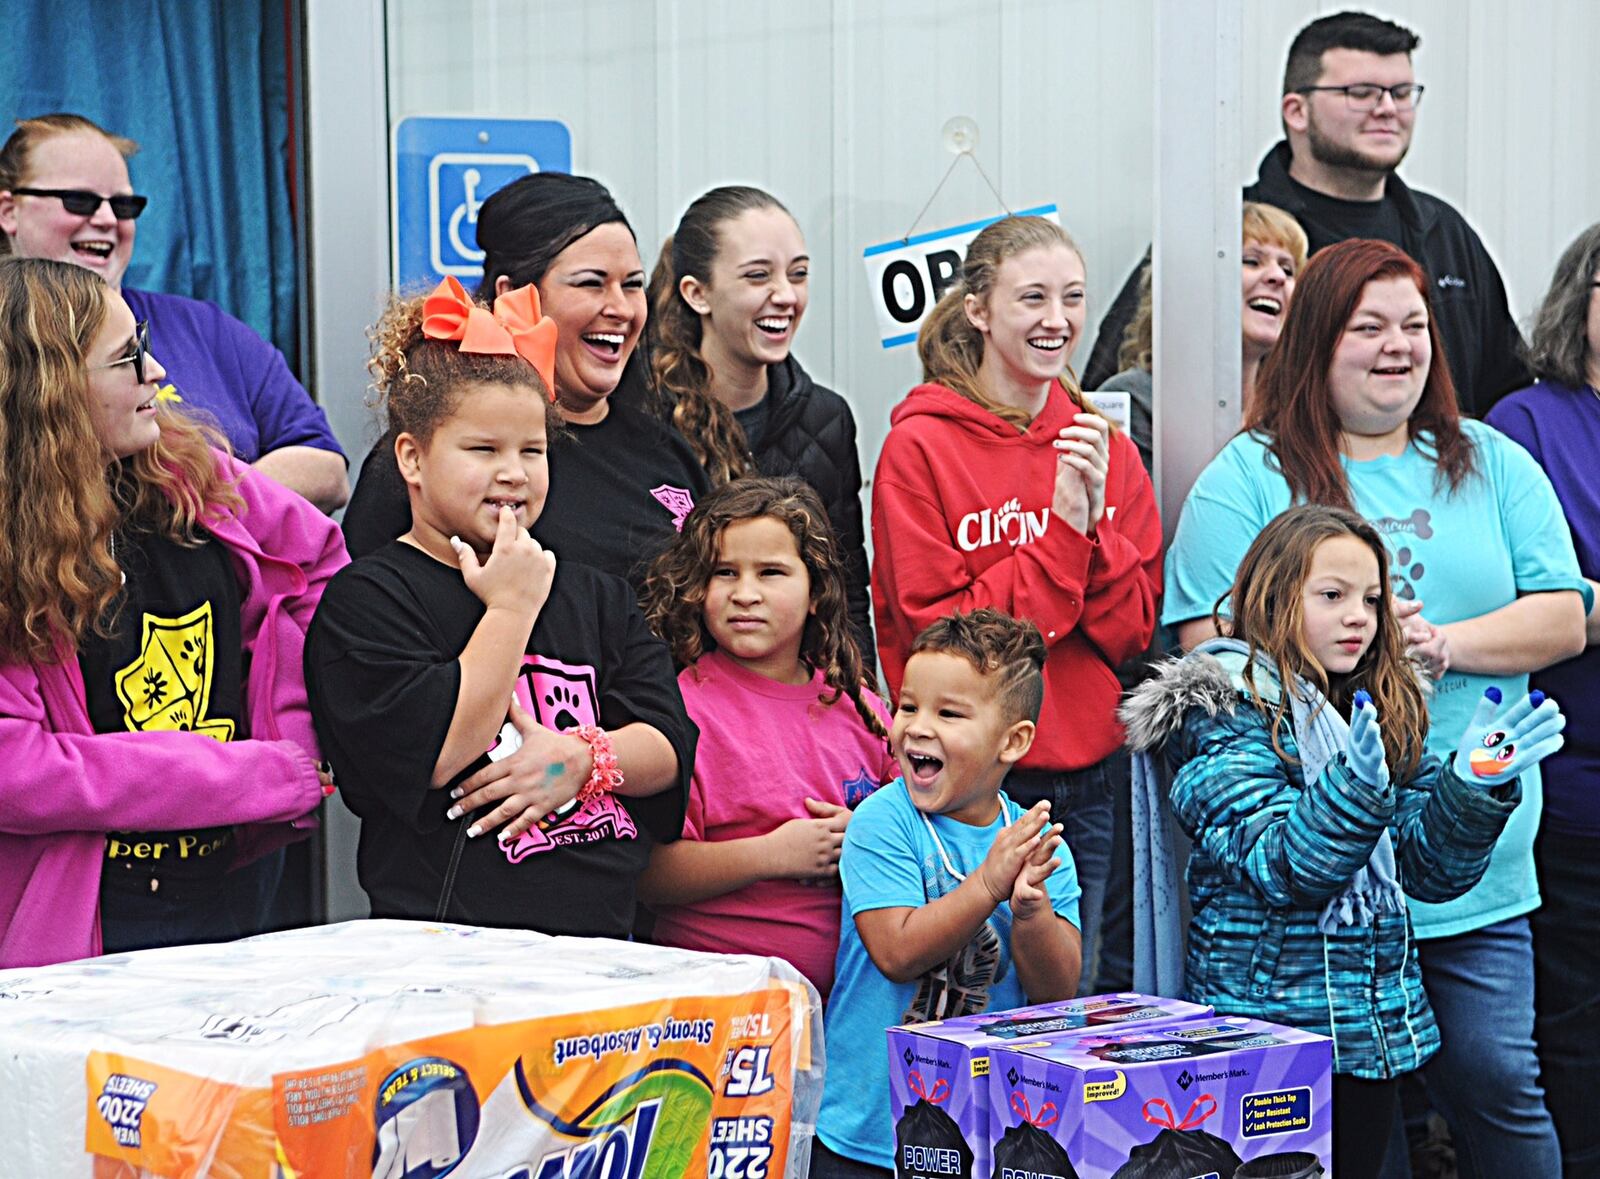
left=975, top=800, right=1064, bottom=921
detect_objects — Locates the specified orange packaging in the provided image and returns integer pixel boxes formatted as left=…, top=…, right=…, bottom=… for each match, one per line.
left=0, top=922, right=822, bottom=1177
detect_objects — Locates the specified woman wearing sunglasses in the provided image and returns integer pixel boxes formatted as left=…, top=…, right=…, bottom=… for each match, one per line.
left=0, top=256, right=347, bottom=968
left=0, top=113, right=348, bottom=513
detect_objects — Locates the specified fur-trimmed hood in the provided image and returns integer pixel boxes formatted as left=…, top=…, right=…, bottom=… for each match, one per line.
left=1118, top=646, right=1433, bottom=753
left=1118, top=653, right=1240, bottom=752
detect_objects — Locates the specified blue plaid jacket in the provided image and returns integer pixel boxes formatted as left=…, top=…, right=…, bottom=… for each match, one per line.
left=1155, top=665, right=1520, bottom=1079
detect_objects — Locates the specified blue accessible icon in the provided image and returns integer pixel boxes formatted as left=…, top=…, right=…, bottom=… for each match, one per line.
left=391, top=117, right=572, bottom=292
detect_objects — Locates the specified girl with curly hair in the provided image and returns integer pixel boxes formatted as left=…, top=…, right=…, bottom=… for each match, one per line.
left=0, top=257, right=343, bottom=967
left=638, top=476, right=894, bottom=996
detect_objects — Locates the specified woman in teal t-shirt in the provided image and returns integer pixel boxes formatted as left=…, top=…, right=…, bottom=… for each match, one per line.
left=1164, top=239, right=1585, bottom=1178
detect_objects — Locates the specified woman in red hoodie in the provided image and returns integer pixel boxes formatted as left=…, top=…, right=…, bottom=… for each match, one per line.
left=871, top=215, right=1161, bottom=992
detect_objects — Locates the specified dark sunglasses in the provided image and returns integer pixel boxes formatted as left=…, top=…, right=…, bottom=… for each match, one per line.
left=12, top=187, right=148, bottom=220
left=95, top=321, right=152, bottom=385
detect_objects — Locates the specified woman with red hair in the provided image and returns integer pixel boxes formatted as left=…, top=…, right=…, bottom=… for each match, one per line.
left=1163, top=238, right=1584, bottom=1175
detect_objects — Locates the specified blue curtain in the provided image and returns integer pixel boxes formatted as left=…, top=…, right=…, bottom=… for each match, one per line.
left=0, top=0, right=299, bottom=368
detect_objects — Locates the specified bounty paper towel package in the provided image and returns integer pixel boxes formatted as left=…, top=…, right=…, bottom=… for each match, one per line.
left=985, top=1015, right=1333, bottom=1178
left=886, top=994, right=1212, bottom=1179
left=0, top=920, right=822, bottom=1178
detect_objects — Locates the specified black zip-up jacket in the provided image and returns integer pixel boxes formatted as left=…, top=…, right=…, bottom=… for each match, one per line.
left=1084, top=142, right=1530, bottom=419
left=704, top=355, right=876, bottom=680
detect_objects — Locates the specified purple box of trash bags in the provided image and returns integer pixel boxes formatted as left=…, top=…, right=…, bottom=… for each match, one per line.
left=886, top=994, right=1213, bottom=1179
left=985, top=1015, right=1333, bottom=1178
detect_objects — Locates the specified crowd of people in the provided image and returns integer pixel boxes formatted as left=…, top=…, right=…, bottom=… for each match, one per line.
left=0, top=9, right=1595, bottom=1179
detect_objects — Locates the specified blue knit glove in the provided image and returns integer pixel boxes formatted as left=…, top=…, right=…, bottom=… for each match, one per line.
left=1346, top=690, right=1389, bottom=789
left=1451, top=687, right=1566, bottom=787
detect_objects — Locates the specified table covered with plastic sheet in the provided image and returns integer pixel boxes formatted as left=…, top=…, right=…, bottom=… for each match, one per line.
left=0, top=919, right=823, bottom=1178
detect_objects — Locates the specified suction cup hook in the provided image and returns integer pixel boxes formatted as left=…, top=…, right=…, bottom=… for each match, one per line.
left=942, top=116, right=980, bottom=156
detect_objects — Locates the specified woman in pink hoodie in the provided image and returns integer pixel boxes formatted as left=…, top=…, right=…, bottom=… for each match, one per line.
left=0, top=258, right=344, bottom=968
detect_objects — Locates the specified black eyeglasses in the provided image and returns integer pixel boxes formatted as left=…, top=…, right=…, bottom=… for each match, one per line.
left=95, top=321, right=151, bottom=385
left=11, top=187, right=148, bottom=220
left=1297, top=83, right=1425, bottom=112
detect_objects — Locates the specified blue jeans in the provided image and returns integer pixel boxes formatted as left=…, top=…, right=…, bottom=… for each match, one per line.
left=1532, top=828, right=1600, bottom=1177
left=1004, top=752, right=1123, bottom=995
left=99, top=850, right=286, bottom=955
left=1377, top=917, right=1560, bottom=1178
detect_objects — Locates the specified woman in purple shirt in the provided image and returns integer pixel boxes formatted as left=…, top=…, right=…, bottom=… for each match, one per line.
left=1484, top=220, right=1600, bottom=1179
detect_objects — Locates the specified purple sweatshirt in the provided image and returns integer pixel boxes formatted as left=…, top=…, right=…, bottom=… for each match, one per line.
left=1487, top=381, right=1600, bottom=836
left=0, top=455, right=349, bottom=967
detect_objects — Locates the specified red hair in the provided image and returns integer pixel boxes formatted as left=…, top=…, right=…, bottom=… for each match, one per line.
left=1244, top=238, right=1476, bottom=510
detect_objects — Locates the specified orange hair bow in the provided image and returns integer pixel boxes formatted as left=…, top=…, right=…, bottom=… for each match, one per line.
left=421, top=275, right=559, bottom=400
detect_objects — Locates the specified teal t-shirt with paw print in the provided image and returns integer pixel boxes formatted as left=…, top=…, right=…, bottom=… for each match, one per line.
left=1164, top=420, right=1587, bottom=938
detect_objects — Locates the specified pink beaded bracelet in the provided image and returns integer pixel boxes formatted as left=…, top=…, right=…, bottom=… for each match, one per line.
left=571, top=724, right=624, bottom=804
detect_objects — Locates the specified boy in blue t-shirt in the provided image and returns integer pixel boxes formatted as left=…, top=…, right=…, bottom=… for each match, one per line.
left=813, top=609, right=1082, bottom=1177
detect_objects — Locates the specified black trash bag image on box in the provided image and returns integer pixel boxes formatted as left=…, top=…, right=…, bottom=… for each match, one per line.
left=895, top=1072, right=972, bottom=1179
left=1233, top=1151, right=1325, bottom=1177
left=990, top=1091, right=1079, bottom=1179
left=1111, top=1095, right=1243, bottom=1179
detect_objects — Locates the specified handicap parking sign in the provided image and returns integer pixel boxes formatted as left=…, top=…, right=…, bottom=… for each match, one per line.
left=391, top=117, right=572, bottom=291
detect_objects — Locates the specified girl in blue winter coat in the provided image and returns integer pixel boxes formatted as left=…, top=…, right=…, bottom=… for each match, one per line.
left=1122, top=505, right=1565, bottom=1179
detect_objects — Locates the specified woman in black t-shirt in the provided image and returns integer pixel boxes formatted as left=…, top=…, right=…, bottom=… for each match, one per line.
left=342, top=174, right=710, bottom=597
left=307, top=279, right=694, bottom=936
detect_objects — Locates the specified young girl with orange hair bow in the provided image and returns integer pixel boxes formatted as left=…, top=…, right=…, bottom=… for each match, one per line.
left=305, top=280, right=695, bottom=937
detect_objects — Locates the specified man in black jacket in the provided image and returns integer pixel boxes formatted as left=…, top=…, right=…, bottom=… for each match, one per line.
left=1084, top=11, right=1528, bottom=419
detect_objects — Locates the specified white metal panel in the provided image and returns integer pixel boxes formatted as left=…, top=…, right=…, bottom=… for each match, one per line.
left=383, top=0, right=1159, bottom=518
left=303, top=0, right=391, bottom=922
left=1154, top=0, right=1242, bottom=538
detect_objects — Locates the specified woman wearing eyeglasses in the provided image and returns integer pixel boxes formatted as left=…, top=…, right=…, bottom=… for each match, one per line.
left=0, top=256, right=346, bottom=968
left=0, top=113, right=348, bottom=513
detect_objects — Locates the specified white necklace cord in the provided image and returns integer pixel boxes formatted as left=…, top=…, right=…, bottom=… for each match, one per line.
left=919, top=797, right=1013, bottom=883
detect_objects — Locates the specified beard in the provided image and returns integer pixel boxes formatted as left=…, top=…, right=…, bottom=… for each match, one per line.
left=1305, top=115, right=1411, bottom=177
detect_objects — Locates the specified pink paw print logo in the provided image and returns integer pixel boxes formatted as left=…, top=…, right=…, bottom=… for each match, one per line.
left=650, top=485, right=695, bottom=532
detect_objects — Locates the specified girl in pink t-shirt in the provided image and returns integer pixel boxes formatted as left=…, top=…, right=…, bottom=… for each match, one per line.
left=640, top=476, right=896, bottom=995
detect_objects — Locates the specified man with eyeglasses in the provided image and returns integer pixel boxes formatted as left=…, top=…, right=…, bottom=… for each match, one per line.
left=1250, top=11, right=1527, bottom=420
left=0, top=113, right=348, bottom=513
left=1084, top=11, right=1528, bottom=422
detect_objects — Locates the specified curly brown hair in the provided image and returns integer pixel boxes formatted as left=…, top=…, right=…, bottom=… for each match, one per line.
left=367, top=291, right=560, bottom=444
left=908, top=608, right=1047, bottom=726
left=641, top=475, right=888, bottom=742
left=1222, top=504, right=1428, bottom=782
left=0, top=258, right=239, bottom=663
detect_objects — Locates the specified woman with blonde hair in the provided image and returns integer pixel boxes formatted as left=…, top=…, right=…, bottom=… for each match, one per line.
left=870, top=214, right=1162, bottom=994
left=1099, top=202, right=1307, bottom=470
left=0, top=257, right=342, bottom=967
